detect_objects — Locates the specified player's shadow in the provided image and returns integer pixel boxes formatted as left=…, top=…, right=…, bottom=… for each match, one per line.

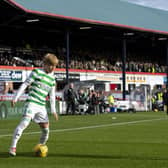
left=2, top=152, right=168, bottom=161
left=0, top=152, right=36, bottom=158
left=0, top=152, right=11, bottom=158
left=50, top=153, right=168, bottom=161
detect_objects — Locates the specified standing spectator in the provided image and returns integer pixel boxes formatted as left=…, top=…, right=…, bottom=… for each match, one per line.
left=139, top=92, right=145, bottom=108
left=163, top=89, right=168, bottom=113
left=98, top=91, right=106, bottom=113
left=77, top=89, right=88, bottom=114
left=0, top=81, right=13, bottom=94
left=7, top=82, right=14, bottom=94
left=107, top=93, right=115, bottom=107
left=87, top=90, right=99, bottom=115
left=64, top=83, right=77, bottom=115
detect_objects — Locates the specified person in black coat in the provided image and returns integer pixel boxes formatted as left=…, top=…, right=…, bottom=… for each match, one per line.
left=64, top=83, right=77, bottom=115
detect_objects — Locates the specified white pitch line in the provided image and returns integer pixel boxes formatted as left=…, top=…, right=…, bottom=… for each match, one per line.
left=0, top=117, right=167, bottom=138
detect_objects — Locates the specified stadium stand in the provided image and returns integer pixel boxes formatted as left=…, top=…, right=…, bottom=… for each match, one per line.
left=0, top=45, right=166, bottom=73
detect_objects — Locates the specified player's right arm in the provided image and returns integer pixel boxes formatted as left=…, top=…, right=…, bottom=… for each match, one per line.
left=11, top=83, right=29, bottom=107
left=11, top=69, right=36, bottom=107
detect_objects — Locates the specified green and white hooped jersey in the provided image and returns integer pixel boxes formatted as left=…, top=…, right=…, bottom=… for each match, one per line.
left=14, top=68, right=56, bottom=113
left=26, top=69, right=55, bottom=106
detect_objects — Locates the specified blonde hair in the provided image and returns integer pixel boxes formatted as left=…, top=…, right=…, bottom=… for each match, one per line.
left=43, top=53, right=59, bottom=66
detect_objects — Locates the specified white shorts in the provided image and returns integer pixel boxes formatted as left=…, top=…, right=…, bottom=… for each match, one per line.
left=23, top=102, right=49, bottom=123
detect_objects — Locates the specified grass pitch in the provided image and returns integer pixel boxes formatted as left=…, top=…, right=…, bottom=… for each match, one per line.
left=0, top=112, right=168, bottom=168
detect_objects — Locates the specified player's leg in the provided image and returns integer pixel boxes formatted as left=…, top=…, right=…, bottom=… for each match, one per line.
left=33, top=107, right=49, bottom=145
left=39, top=122, right=49, bottom=144
left=9, top=115, right=31, bottom=156
left=9, top=103, right=34, bottom=156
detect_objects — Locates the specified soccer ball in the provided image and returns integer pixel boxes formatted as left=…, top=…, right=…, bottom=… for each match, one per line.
left=34, top=144, right=48, bottom=157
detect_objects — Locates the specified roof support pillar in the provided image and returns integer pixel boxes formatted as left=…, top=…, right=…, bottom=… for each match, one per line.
left=166, top=40, right=168, bottom=89
left=65, top=29, right=70, bottom=84
left=165, top=39, right=168, bottom=114
left=122, top=38, right=127, bottom=100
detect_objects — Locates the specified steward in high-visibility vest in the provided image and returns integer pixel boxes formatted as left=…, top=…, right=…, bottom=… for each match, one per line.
left=151, top=96, right=156, bottom=111
left=107, top=94, right=114, bottom=106
left=157, top=91, right=163, bottom=102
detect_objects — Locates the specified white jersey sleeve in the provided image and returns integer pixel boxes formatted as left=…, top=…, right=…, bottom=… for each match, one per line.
left=14, top=70, right=36, bottom=102
left=49, top=85, right=56, bottom=114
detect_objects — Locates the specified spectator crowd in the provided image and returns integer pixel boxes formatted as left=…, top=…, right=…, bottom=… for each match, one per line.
left=63, top=83, right=111, bottom=115
left=0, top=45, right=166, bottom=73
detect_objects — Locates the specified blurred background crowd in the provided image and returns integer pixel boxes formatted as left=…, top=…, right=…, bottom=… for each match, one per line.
left=0, top=44, right=166, bottom=73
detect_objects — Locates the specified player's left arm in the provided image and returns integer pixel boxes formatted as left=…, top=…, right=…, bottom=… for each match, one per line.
left=49, top=84, right=58, bottom=121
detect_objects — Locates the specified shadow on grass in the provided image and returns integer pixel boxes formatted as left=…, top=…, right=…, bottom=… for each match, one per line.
left=0, top=152, right=36, bottom=158
left=49, top=153, right=168, bottom=161
left=1, top=152, right=168, bottom=161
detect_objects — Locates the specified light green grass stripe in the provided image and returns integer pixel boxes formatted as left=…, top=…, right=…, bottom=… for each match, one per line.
left=0, top=118, right=166, bottom=138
